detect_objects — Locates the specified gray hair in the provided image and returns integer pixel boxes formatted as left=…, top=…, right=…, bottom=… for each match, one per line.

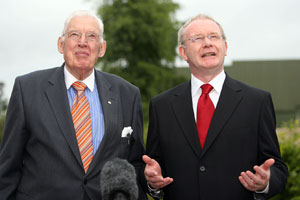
left=178, top=14, right=226, bottom=46
left=61, top=10, right=105, bottom=43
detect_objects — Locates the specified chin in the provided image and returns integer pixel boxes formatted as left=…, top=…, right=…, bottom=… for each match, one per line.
left=202, top=60, right=221, bottom=67
left=76, top=61, right=93, bottom=69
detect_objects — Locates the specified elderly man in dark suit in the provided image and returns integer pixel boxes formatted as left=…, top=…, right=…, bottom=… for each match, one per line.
left=0, top=10, right=147, bottom=200
left=143, top=14, right=288, bottom=200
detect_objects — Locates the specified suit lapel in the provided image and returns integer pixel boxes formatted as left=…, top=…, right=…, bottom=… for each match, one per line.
left=171, top=81, right=202, bottom=159
left=88, top=70, right=118, bottom=172
left=44, top=66, right=82, bottom=165
left=201, top=76, right=243, bottom=157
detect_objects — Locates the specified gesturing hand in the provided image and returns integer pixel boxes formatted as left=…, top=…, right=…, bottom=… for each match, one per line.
left=239, top=158, right=275, bottom=192
left=142, top=155, right=173, bottom=189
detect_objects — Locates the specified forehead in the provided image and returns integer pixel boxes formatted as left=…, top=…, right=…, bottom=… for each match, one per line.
left=185, top=19, right=221, bottom=36
left=67, top=16, right=100, bottom=32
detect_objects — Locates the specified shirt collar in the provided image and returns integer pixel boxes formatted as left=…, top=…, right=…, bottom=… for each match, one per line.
left=191, top=70, right=226, bottom=97
left=64, top=65, right=95, bottom=91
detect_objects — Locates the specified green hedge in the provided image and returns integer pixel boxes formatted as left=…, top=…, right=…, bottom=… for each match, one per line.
left=0, top=114, right=5, bottom=144
left=271, top=120, right=300, bottom=200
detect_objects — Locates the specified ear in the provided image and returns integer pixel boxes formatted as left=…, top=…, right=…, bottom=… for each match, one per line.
left=178, top=45, right=188, bottom=61
left=98, top=41, right=107, bottom=58
left=224, top=41, right=228, bottom=56
left=57, top=37, right=64, bottom=54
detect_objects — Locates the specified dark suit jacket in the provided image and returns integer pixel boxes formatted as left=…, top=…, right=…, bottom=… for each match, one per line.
left=0, top=65, right=147, bottom=200
left=146, top=75, right=288, bottom=200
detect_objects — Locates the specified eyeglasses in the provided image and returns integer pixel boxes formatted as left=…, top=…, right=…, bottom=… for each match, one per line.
left=186, top=33, right=223, bottom=44
left=64, top=31, right=101, bottom=42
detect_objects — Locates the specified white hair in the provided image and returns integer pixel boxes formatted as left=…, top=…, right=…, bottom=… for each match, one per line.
left=178, top=14, right=226, bottom=46
left=61, top=10, right=105, bottom=43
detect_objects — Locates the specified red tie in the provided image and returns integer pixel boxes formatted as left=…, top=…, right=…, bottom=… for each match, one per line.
left=197, top=84, right=215, bottom=148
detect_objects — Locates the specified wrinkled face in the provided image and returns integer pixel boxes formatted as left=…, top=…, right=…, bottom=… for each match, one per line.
left=179, top=19, right=227, bottom=77
left=57, top=16, right=106, bottom=80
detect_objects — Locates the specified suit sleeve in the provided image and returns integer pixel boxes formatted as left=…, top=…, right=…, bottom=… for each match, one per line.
left=127, top=88, right=148, bottom=197
left=258, top=93, right=288, bottom=198
left=146, top=100, right=166, bottom=177
left=0, top=77, right=29, bottom=199
left=146, top=100, right=160, bottom=159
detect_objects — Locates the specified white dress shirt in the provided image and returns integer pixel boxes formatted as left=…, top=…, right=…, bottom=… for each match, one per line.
left=191, top=70, right=226, bottom=121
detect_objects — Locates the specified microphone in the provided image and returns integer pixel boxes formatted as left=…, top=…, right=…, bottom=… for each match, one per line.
left=100, top=158, right=138, bottom=200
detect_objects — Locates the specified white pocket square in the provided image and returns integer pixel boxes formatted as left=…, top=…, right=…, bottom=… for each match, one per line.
left=121, top=126, right=133, bottom=137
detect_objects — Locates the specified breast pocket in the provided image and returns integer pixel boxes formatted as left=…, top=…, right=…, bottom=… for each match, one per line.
left=119, top=137, right=130, bottom=159
left=119, top=136, right=135, bottom=159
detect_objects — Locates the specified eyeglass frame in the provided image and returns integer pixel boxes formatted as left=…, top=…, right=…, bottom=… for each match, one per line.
left=63, top=30, right=102, bottom=42
left=183, top=32, right=225, bottom=45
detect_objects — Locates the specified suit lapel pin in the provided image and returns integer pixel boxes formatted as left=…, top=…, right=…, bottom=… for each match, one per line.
left=108, top=100, right=112, bottom=105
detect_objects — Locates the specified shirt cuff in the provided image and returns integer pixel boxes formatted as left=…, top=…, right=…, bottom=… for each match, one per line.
left=255, top=181, right=269, bottom=194
left=147, top=182, right=163, bottom=199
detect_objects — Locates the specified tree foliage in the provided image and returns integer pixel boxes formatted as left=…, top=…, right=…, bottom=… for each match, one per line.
left=99, top=0, right=180, bottom=67
left=106, top=61, right=186, bottom=122
left=97, top=0, right=188, bottom=121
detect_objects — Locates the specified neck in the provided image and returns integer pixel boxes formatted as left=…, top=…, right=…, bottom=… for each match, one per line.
left=190, top=67, right=223, bottom=83
left=75, top=71, right=92, bottom=81
left=65, top=64, right=93, bottom=81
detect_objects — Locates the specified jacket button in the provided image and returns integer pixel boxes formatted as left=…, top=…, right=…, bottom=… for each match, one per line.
left=200, top=166, right=206, bottom=172
left=84, top=178, right=87, bottom=185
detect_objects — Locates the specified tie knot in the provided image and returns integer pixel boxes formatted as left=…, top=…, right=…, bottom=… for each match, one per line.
left=201, top=84, right=213, bottom=95
left=72, top=81, right=87, bottom=91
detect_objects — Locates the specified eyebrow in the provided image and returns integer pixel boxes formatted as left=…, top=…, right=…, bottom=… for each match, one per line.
left=190, top=31, right=220, bottom=37
left=67, top=29, right=99, bottom=33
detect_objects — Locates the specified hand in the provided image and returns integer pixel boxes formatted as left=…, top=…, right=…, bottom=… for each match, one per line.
left=239, top=158, right=275, bottom=192
left=142, top=155, right=173, bottom=189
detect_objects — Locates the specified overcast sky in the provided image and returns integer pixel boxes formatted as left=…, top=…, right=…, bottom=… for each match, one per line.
left=1, top=0, right=299, bottom=99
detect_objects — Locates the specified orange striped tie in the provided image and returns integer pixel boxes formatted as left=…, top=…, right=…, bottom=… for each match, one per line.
left=72, top=81, right=93, bottom=173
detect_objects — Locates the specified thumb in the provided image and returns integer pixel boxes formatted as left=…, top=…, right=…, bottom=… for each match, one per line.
left=261, top=158, right=275, bottom=170
left=142, top=155, right=156, bottom=166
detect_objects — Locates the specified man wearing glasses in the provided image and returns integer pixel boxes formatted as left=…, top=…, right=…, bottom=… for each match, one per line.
left=0, top=10, right=147, bottom=200
left=143, top=14, right=288, bottom=200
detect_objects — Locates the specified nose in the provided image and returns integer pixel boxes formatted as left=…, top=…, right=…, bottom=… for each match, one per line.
left=78, top=36, right=88, bottom=46
left=202, top=37, right=212, bottom=47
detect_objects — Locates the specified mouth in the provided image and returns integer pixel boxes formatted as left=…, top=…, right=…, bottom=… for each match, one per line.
left=75, top=51, right=89, bottom=57
left=202, top=52, right=216, bottom=57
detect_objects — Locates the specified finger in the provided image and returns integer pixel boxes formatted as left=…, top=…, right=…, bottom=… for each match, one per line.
left=145, top=175, right=164, bottom=183
left=143, top=156, right=160, bottom=177
left=246, top=168, right=269, bottom=191
left=144, top=169, right=158, bottom=177
left=142, top=155, right=156, bottom=166
left=142, top=155, right=151, bottom=163
left=239, top=176, right=248, bottom=188
left=148, top=177, right=172, bottom=185
left=149, top=177, right=173, bottom=189
left=261, top=158, right=275, bottom=170
left=253, top=165, right=268, bottom=180
left=240, top=172, right=256, bottom=190
left=239, top=175, right=255, bottom=191
left=246, top=170, right=264, bottom=186
left=158, top=178, right=174, bottom=188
